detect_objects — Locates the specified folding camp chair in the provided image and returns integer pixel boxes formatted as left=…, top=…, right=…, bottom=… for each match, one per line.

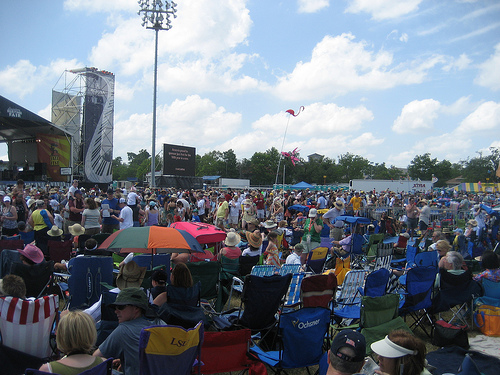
left=157, top=282, right=206, bottom=329
left=214, top=274, right=292, bottom=332
left=0, top=249, right=21, bottom=278
left=139, top=322, right=204, bottom=375
left=284, top=272, right=305, bottom=308
left=187, top=261, right=223, bottom=311
left=0, top=294, right=59, bottom=359
left=47, top=240, right=72, bottom=263
left=0, top=344, right=46, bottom=375
left=365, top=233, right=385, bottom=258
left=430, top=270, right=482, bottom=328
left=237, top=255, right=260, bottom=277
left=334, top=256, right=351, bottom=286
left=372, top=242, right=393, bottom=271
left=219, top=255, right=240, bottom=284
left=279, top=263, right=302, bottom=275
left=0, top=239, right=24, bottom=252
left=350, top=233, right=367, bottom=269
left=91, top=232, right=111, bottom=246
left=304, top=247, right=328, bottom=274
left=26, top=358, right=113, bottom=375
left=251, top=307, right=331, bottom=374
left=301, top=273, right=337, bottom=308
left=67, top=256, right=114, bottom=309
left=360, top=294, right=411, bottom=355
left=414, top=250, right=439, bottom=268
left=333, top=269, right=368, bottom=324
left=362, top=268, right=391, bottom=298
left=482, top=278, right=500, bottom=299
left=19, top=231, right=35, bottom=246
left=399, top=266, right=438, bottom=337
left=132, top=254, right=171, bottom=270
left=228, top=264, right=275, bottom=309
left=10, top=260, right=55, bottom=298
left=200, top=329, right=265, bottom=374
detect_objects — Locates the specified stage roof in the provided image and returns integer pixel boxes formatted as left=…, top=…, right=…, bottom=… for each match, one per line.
left=0, top=95, right=71, bottom=142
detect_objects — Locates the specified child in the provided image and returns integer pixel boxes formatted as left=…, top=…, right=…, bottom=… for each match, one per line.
left=191, top=209, right=201, bottom=222
left=264, top=231, right=281, bottom=268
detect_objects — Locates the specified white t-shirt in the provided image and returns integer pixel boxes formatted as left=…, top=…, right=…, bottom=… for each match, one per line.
left=197, top=199, right=205, bottom=216
left=286, top=252, right=301, bottom=265
left=119, top=206, right=133, bottom=229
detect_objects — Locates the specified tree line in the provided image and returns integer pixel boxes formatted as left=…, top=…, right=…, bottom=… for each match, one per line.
left=111, top=147, right=500, bottom=188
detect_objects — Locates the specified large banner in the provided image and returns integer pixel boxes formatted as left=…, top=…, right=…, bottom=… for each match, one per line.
left=82, top=70, right=114, bottom=183
left=36, top=134, right=70, bottom=181
left=163, top=144, right=196, bottom=176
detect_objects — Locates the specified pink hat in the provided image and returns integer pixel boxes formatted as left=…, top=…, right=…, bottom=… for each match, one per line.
left=17, top=244, right=44, bottom=264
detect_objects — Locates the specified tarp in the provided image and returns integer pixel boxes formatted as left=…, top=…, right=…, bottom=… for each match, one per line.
left=453, top=183, right=500, bottom=193
left=290, top=181, right=313, bottom=189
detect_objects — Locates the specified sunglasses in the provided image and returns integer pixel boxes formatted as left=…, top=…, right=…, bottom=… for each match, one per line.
left=115, top=304, right=130, bottom=310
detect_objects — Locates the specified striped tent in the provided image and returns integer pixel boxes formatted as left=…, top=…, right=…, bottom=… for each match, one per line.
left=453, top=183, right=500, bottom=193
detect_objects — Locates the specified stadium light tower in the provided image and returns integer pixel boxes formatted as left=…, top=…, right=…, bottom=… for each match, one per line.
left=138, top=0, right=177, bottom=188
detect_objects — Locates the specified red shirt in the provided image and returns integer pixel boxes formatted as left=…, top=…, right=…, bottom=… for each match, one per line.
left=254, top=198, right=265, bottom=210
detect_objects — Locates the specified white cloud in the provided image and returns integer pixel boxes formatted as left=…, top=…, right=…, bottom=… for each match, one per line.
left=113, top=95, right=242, bottom=157
left=37, top=103, right=52, bottom=121
left=456, top=101, right=500, bottom=133
left=442, top=53, right=471, bottom=72
left=345, top=0, right=423, bottom=21
left=273, top=33, right=438, bottom=101
left=399, top=33, right=409, bottom=43
left=392, top=99, right=441, bottom=134
left=298, top=0, right=330, bottom=13
left=441, top=96, right=474, bottom=115
left=0, top=58, right=80, bottom=98
left=475, top=43, right=500, bottom=91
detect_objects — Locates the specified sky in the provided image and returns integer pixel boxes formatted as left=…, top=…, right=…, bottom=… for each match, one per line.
left=1, top=0, right=499, bottom=170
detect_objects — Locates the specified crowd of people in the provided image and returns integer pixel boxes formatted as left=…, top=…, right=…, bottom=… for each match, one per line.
left=0, top=178, right=499, bottom=374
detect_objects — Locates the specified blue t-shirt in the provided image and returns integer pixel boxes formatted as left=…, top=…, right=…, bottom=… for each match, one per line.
left=101, top=198, right=119, bottom=225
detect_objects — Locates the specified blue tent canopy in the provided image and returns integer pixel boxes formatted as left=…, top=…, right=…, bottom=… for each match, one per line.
left=290, top=181, right=313, bottom=189
left=333, top=216, right=371, bottom=225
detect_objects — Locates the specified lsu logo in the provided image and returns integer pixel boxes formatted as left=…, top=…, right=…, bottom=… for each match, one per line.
left=170, top=338, right=188, bottom=347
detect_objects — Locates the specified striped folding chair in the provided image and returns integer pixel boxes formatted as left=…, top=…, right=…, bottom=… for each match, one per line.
left=284, top=273, right=305, bottom=308
left=279, top=264, right=303, bottom=275
left=0, top=294, right=59, bottom=358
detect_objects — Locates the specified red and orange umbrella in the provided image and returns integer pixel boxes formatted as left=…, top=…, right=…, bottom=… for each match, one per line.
left=98, top=226, right=204, bottom=254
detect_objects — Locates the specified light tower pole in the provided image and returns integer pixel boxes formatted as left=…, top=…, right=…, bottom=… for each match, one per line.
left=138, top=0, right=177, bottom=188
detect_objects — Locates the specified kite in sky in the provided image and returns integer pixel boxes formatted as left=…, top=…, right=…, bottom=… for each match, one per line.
left=281, top=147, right=300, bottom=166
left=286, top=106, right=304, bottom=117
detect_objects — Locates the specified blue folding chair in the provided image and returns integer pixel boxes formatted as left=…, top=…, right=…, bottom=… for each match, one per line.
left=67, top=256, right=114, bottom=309
left=251, top=307, right=330, bottom=374
left=399, top=266, right=438, bottom=337
left=228, top=265, right=275, bottom=308
left=132, top=254, right=171, bottom=270
left=362, top=268, right=390, bottom=297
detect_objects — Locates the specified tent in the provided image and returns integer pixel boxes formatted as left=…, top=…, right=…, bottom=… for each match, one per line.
left=290, top=181, right=313, bottom=189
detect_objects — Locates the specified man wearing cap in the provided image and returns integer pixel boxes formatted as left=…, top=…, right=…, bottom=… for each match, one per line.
left=101, top=188, right=120, bottom=234
left=111, top=198, right=133, bottom=230
left=93, top=287, right=152, bottom=375
left=300, top=208, right=323, bottom=264
left=327, top=329, right=367, bottom=375
left=286, top=243, right=303, bottom=265
left=323, top=200, right=345, bottom=238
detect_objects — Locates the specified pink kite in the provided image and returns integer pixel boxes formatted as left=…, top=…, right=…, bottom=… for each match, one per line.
left=281, top=148, right=300, bottom=166
left=286, top=106, right=304, bottom=117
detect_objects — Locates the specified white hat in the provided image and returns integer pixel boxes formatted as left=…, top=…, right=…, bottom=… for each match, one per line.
left=371, top=335, right=417, bottom=358
left=308, top=208, right=318, bottom=218
left=224, top=231, right=241, bottom=247
left=3, top=196, right=11, bottom=202
left=119, top=197, right=126, bottom=204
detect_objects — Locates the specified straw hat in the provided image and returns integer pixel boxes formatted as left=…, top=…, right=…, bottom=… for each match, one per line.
left=334, top=200, right=345, bottom=210
left=224, top=231, right=241, bottom=247
left=69, top=223, right=86, bottom=236
left=17, top=244, right=44, bottom=264
left=47, top=225, right=63, bottom=237
left=116, top=261, right=147, bottom=290
left=263, top=220, right=277, bottom=229
left=467, top=219, right=478, bottom=227
left=247, top=230, right=262, bottom=248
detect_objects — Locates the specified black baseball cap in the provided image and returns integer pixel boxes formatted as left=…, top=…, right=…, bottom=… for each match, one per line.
left=331, top=329, right=366, bottom=362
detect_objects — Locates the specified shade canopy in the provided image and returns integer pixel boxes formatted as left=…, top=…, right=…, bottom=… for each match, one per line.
left=289, top=181, right=313, bottom=189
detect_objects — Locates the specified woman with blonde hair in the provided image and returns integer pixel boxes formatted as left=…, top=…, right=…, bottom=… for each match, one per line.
left=81, top=197, right=101, bottom=236
left=39, top=310, right=105, bottom=374
left=371, top=330, right=430, bottom=375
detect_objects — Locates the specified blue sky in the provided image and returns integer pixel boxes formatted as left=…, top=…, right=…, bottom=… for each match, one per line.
left=1, top=0, right=499, bottom=169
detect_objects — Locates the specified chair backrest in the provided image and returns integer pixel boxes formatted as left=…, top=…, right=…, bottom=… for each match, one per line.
left=238, top=255, right=259, bottom=277
left=219, top=255, right=240, bottom=276
left=47, top=240, right=72, bottom=263
left=364, top=268, right=390, bottom=297
left=19, top=231, right=35, bottom=246
left=279, top=263, right=302, bottom=275
left=431, top=270, right=482, bottom=314
left=301, top=273, right=337, bottom=308
left=250, top=265, right=275, bottom=277
left=200, top=329, right=252, bottom=374
left=279, top=307, right=331, bottom=368
left=405, top=246, right=418, bottom=268
left=414, top=250, right=438, bottom=268
left=67, top=256, right=114, bottom=309
left=167, top=281, right=201, bottom=307
left=374, top=243, right=393, bottom=270
left=132, top=254, right=171, bottom=270
left=91, top=233, right=111, bottom=246
left=139, top=322, right=204, bottom=375
left=305, top=247, right=328, bottom=274
left=0, top=239, right=25, bottom=254
left=77, top=234, right=91, bottom=252
left=0, top=294, right=59, bottom=358
left=239, top=274, right=292, bottom=330
left=338, top=270, right=368, bottom=304
left=351, top=233, right=364, bottom=255
left=483, top=279, right=500, bottom=299
left=10, top=261, right=54, bottom=298
left=400, top=266, right=437, bottom=313
left=366, top=234, right=385, bottom=257
left=284, top=272, right=305, bottom=307
left=360, top=293, right=400, bottom=329
left=0, top=249, right=21, bottom=278
left=186, top=261, right=221, bottom=302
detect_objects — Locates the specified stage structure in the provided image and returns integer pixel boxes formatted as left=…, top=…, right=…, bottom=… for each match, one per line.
left=52, top=67, right=115, bottom=184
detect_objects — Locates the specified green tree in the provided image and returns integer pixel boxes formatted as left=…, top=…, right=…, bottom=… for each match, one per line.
left=250, top=147, right=280, bottom=185
left=222, top=149, right=239, bottom=178
left=337, top=153, right=370, bottom=181
left=197, top=151, right=224, bottom=176
left=461, top=148, right=500, bottom=182
left=407, top=153, right=438, bottom=181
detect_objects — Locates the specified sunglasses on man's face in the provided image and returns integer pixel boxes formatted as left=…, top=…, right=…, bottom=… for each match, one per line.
left=115, top=305, right=130, bottom=311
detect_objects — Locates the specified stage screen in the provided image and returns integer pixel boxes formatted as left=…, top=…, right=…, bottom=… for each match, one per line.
left=163, top=144, right=196, bottom=176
